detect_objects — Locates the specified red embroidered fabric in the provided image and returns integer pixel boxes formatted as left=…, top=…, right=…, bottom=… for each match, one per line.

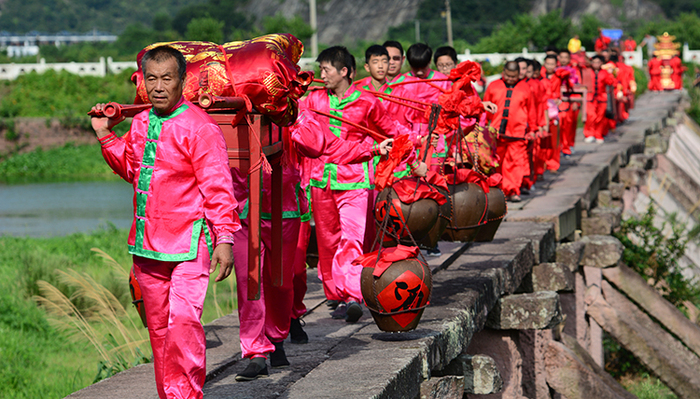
left=131, top=34, right=313, bottom=126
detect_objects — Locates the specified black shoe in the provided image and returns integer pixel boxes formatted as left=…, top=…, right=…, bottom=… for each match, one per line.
left=331, top=302, right=347, bottom=319
left=235, top=357, right=268, bottom=381
left=345, top=301, right=363, bottom=323
left=270, top=341, right=290, bottom=368
left=290, top=318, right=309, bottom=344
left=427, top=245, right=441, bottom=257
left=326, top=300, right=339, bottom=310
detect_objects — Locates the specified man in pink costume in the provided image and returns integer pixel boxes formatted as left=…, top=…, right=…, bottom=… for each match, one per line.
left=232, top=110, right=395, bottom=380
left=356, top=44, right=419, bottom=130
left=401, top=43, right=453, bottom=172
left=230, top=165, right=303, bottom=380
left=90, top=46, right=240, bottom=399
left=300, top=46, right=408, bottom=323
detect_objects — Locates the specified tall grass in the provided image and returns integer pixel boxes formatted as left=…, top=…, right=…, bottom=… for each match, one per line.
left=0, top=225, right=238, bottom=398
left=34, top=264, right=151, bottom=383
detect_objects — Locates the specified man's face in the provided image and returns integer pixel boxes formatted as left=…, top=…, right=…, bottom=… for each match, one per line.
left=364, top=54, right=388, bottom=81
left=386, top=46, right=404, bottom=77
left=503, top=69, right=519, bottom=86
left=526, top=65, right=534, bottom=79
left=412, top=65, right=432, bottom=79
left=518, top=61, right=528, bottom=79
left=558, top=52, right=571, bottom=66
left=320, top=61, right=347, bottom=91
left=144, top=57, right=184, bottom=114
left=544, top=58, right=557, bottom=74
left=436, top=55, right=456, bottom=76
left=601, top=50, right=610, bottom=61
left=591, top=58, right=603, bottom=71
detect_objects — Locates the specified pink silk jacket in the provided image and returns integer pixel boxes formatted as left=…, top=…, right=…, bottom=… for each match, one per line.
left=100, top=98, right=241, bottom=261
left=299, top=86, right=402, bottom=191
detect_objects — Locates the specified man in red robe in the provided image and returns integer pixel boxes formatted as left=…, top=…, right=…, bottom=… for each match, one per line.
left=648, top=56, right=663, bottom=91
left=583, top=55, right=617, bottom=143
left=484, top=61, right=536, bottom=202
left=558, top=49, right=582, bottom=158
left=624, top=36, right=637, bottom=51
left=595, top=28, right=611, bottom=54
left=613, top=53, right=633, bottom=122
left=540, top=54, right=564, bottom=172
left=522, top=59, right=547, bottom=192
left=670, top=55, right=685, bottom=90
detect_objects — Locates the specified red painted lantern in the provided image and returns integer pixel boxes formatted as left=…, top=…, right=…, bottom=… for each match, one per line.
left=129, top=266, right=148, bottom=328
left=357, top=246, right=432, bottom=332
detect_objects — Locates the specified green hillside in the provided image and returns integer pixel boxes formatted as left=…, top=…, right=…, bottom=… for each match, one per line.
left=0, top=0, right=207, bottom=33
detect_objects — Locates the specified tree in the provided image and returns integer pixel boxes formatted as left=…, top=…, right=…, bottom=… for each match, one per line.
left=530, top=11, right=572, bottom=51
left=116, top=24, right=158, bottom=57
left=152, top=12, right=173, bottom=32
left=575, top=14, right=604, bottom=52
left=185, top=17, right=225, bottom=43
left=262, top=13, right=314, bottom=42
left=470, top=14, right=535, bottom=53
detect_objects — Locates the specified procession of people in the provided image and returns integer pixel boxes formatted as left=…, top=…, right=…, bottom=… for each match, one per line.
left=90, top=30, right=683, bottom=398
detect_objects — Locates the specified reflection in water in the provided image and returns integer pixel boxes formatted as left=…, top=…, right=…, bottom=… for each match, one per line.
left=0, top=181, right=133, bottom=237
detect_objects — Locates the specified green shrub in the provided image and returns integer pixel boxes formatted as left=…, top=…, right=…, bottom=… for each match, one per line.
left=0, top=69, right=136, bottom=129
left=614, top=204, right=700, bottom=307
left=0, top=143, right=122, bottom=183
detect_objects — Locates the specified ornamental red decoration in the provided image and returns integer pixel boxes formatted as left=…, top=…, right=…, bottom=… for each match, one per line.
left=131, top=34, right=313, bottom=126
left=428, top=60, right=485, bottom=137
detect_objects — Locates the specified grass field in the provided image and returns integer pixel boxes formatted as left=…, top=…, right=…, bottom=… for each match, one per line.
left=0, top=225, right=237, bottom=398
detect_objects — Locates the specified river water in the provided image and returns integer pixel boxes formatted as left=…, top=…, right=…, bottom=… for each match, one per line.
left=0, top=181, right=133, bottom=237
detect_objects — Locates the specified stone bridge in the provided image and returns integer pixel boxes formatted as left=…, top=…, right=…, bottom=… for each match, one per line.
left=67, top=91, right=689, bottom=399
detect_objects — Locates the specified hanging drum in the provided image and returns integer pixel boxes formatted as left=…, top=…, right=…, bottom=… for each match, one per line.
left=357, top=246, right=432, bottom=333
left=374, top=176, right=451, bottom=249
left=129, top=266, right=148, bottom=328
left=474, top=187, right=507, bottom=242
left=442, top=182, right=488, bottom=242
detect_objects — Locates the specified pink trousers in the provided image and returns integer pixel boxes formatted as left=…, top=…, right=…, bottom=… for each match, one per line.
left=311, top=186, right=368, bottom=303
left=233, top=217, right=300, bottom=358
left=133, top=236, right=210, bottom=399
left=292, top=220, right=311, bottom=319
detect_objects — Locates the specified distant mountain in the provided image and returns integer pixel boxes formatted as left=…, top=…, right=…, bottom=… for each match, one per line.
left=0, top=0, right=685, bottom=43
left=531, top=0, right=665, bottom=27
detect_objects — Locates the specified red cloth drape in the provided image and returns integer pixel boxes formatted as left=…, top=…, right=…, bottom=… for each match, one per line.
left=353, top=245, right=420, bottom=277
left=391, top=171, right=449, bottom=205
left=375, top=134, right=413, bottom=191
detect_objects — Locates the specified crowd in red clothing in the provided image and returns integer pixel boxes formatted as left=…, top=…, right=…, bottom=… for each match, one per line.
left=226, top=35, right=672, bottom=381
